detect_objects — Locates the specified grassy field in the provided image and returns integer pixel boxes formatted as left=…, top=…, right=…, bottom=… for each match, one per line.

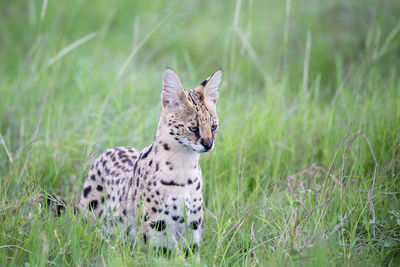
left=1, top=0, right=400, bottom=265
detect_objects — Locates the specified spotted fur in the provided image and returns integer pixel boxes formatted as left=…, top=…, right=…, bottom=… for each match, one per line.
left=80, top=69, right=222, bottom=250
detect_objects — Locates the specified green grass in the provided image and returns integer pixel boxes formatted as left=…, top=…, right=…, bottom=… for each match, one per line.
left=1, top=0, right=400, bottom=265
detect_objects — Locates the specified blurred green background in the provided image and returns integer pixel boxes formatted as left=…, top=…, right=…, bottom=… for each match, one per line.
left=1, top=0, right=399, bottom=265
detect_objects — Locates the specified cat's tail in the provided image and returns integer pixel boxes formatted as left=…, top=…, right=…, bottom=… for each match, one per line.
left=44, top=194, right=79, bottom=217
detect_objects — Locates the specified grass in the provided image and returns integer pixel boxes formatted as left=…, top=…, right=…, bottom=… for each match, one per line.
left=1, top=0, right=400, bottom=265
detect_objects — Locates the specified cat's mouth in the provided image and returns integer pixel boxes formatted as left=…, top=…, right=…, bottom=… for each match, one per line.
left=192, top=144, right=214, bottom=153
left=179, top=139, right=214, bottom=153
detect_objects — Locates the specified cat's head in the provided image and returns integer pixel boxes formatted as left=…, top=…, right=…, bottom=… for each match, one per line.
left=161, top=69, right=221, bottom=153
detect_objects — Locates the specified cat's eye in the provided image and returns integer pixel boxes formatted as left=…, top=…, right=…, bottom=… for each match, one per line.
left=189, top=126, right=199, bottom=132
left=211, top=125, right=218, bottom=131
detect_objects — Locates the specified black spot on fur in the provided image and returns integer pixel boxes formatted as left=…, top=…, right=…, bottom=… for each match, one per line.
left=96, top=185, right=103, bottom=191
left=184, top=244, right=198, bottom=257
left=143, top=234, right=147, bottom=244
left=101, top=197, right=104, bottom=203
left=149, top=160, right=153, bottom=166
left=88, top=200, right=98, bottom=211
left=83, top=186, right=91, bottom=198
left=155, top=220, right=166, bottom=231
left=155, top=163, right=159, bottom=172
left=141, top=145, right=153, bottom=159
left=160, top=180, right=185, bottom=187
left=163, top=143, right=170, bottom=151
left=172, top=216, right=179, bottom=221
left=152, top=207, right=157, bottom=213
left=90, top=175, right=96, bottom=181
left=164, top=210, right=169, bottom=215
left=196, top=182, right=201, bottom=190
left=133, top=160, right=139, bottom=174
left=153, top=247, right=171, bottom=256
left=190, top=221, right=199, bottom=230
left=126, top=226, right=131, bottom=236
left=187, top=178, right=193, bottom=184
left=118, top=150, right=126, bottom=158
left=97, top=170, right=101, bottom=176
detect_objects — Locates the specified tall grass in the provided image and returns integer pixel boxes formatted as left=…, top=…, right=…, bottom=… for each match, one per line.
left=1, top=0, right=399, bottom=265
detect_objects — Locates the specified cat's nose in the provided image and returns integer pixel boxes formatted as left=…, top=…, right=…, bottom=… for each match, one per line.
left=201, top=139, right=213, bottom=150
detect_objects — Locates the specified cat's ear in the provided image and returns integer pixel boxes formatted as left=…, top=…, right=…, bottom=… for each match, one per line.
left=196, top=70, right=222, bottom=105
left=161, top=69, right=186, bottom=109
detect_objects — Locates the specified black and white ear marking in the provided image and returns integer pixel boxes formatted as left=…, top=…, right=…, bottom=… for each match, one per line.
left=162, top=69, right=185, bottom=109
left=200, top=79, right=208, bottom=87
left=204, top=70, right=222, bottom=105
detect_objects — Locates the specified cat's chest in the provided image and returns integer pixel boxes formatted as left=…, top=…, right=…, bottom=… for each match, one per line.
left=156, top=166, right=203, bottom=218
left=156, top=162, right=202, bottom=191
